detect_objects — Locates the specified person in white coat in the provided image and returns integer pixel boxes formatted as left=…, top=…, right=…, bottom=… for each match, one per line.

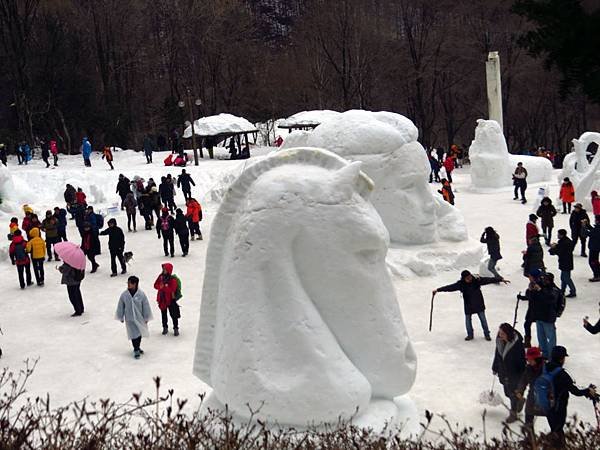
left=115, top=276, right=153, bottom=359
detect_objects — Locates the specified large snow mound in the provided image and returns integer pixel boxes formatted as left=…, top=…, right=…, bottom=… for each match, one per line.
left=295, top=109, right=468, bottom=245
left=183, top=113, right=257, bottom=138
left=469, top=119, right=553, bottom=189
left=279, top=110, right=341, bottom=128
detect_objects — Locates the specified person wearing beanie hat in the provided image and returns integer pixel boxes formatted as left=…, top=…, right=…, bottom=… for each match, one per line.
left=99, top=218, right=127, bottom=277
left=570, top=203, right=590, bottom=257
left=515, top=346, right=545, bottom=434
left=526, top=214, right=539, bottom=244
left=592, top=191, right=600, bottom=217
left=433, top=270, right=510, bottom=341
left=156, top=208, right=175, bottom=257
left=544, top=346, right=597, bottom=446
left=492, top=323, right=526, bottom=423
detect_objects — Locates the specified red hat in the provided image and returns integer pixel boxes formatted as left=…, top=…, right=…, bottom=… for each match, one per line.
left=161, top=207, right=169, bottom=213
left=526, top=347, right=542, bottom=360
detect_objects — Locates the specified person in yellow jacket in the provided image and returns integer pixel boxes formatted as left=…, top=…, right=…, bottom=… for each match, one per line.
left=26, top=227, right=46, bottom=286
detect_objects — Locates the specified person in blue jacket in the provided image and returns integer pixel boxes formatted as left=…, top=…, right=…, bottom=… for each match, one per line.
left=82, top=137, right=92, bottom=167
left=22, top=143, right=31, bottom=165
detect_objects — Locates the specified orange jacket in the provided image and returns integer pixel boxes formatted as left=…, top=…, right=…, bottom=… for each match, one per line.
left=102, top=147, right=113, bottom=161
left=559, top=183, right=575, bottom=203
left=185, top=200, right=202, bottom=223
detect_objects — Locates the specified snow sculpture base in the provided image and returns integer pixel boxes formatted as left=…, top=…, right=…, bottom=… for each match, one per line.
left=469, top=119, right=552, bottom=190
left=201, top=391, right=419, bottom=435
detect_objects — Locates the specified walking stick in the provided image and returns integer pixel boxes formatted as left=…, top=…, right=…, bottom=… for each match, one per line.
left=512, top=292, right=521, bottom=328
left=429, top=293, right=435, bottom=332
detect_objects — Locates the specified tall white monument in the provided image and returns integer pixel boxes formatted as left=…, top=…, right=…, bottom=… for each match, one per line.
left=486, top=52, right=503, bottom=130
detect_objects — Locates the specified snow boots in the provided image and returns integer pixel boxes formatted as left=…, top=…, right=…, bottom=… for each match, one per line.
left=162, top=327, right=168, bottom=335
left=174, top=328, right=179, bottom=337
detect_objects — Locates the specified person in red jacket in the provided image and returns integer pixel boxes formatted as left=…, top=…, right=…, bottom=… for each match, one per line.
left=443, top=155, right=455, bottom=183
left=9, top=230, right=33, bottom=289
left=50, top=139, right=58, bottom=166
left=526, top=214, right=540, bottom=244
left=591, top=191, right=600, bottom=217
left=154, top=263, right=180, bottom=336
left=75, top=187, right=87, bottom=206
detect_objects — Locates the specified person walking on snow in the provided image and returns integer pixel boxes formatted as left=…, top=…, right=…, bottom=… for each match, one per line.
left=26, top=227, right=46, bottom=286
left=433, top=270, right=509, bottom=341
left=174, top=208, right=190, bottom=256
left=58, top=262, right=85, bottom=316
left=154, top=263, right=181, bottom=336
left=81, top=222, right=100, bottom=273
left=592, top=191, right=600, bottom=216
left=537, top=197, right=557, bottom=246
left=116, top=276, right=153, bottom=359
left=156, top=208, right=175, bottom=257
left=480, top=226, right=502, bottom=278
left=102, top=146, right=114, bottom=170
left=438, top=178, right=455, bottom=205
left=584, top=215, right=600, bottom=282
left=570, top=203, right=590, bottom=257
left=116, top=174, right=131, bottom=210
left=81, top=137, right=92, bottom=167
left=143, top=135, right=155, bottom=164
left=523, top=236, right=545, bottom=278
left=41, top=210, right=60, bottom=261
left=513, top=162, right=528, bottom=204
left=40, top=139, right=50, bottom=168
left=99, top=218, right=127, bottom=277
left=177, top=169, right=195, bottom=201
left=123, top=192, right=137, bottom=232
left=549, top=229, right=576, bottom=297
left=50, top=139, right=58, bottom=166
left=185, top=197, right=203, bottom=240
left=526, top=214, right=540, bottom=244
left=443, top=155, right=455, bottom=183
left=492, top=323, right=526, bottom=423
left=9, top=230, right=33, bottom=289
left=559, top=178, right=575, bottom=214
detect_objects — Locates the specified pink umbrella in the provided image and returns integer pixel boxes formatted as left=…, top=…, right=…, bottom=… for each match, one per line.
left=54, top=241, right=86, bottom=271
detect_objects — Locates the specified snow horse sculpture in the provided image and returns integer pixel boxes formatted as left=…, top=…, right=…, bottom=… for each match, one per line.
left=193, top=147, right=416, bottom=427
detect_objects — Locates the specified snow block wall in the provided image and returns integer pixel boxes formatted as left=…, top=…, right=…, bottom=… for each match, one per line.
left=469, top=119, right=553, bottom=189
left=294, top=110, right=467, bottom=245
left=193, top=147, right=417, bottom=427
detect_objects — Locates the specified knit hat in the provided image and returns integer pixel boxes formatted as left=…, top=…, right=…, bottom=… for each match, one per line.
left=528, top=214, right=537, bottom=221
left=23, top=204, right=33, bottom=214
left=529, top=268, right=543, bottom=278
left=526, top=347, right=542, bottom=360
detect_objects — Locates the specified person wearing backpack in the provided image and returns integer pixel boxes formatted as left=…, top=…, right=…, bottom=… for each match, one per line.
left=9, top=230, right=33, bottom=289
left=515, top=347, right=546, bottom=435
left=480, top=226, right=502, bottom=278
left=116, top=276, right=153, bottom=359
left=492, top=323, right=526, bottom=423
left=154, top=263, right=181, bottom=336
left=99, top=218, right=127, bottom=277
left=432, top=270, right=510, bottom=341
left=58, top=262, right=85, bottom=316
left=156, top=208, right=175, bottom=257
left=548, top=229, right=576, bottom=298
left=25, top=228, right=46, bottom=286
left=543, top=346, right=597, bottom=446
left=174, top=208, right=189, bottom=257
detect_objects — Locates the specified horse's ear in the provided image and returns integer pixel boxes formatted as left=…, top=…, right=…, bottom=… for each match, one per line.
left=334, top=161, right=373, bottom=199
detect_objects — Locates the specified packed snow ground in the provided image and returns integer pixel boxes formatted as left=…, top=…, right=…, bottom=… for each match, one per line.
left=0, top=149, right=598, bottom=439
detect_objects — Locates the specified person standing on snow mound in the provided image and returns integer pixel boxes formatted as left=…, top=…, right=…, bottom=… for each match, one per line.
left=99, top=218, right=127, bottom=277
left=116, top=276, right=153, bottom=359
left=433, top=270, right=510, bottom=341
left=543, top=346, right=597, bottom=447
left=81, top=137, right=92, bottom=167
left=480, top=226, right=502, bottom=278
left=537, top=197, right=557, bottom=246
left=513, top=162, right=528, bottom=204
left=154, top=263, right=181, bottom=336
left=492, top=323, right=526, bottom=423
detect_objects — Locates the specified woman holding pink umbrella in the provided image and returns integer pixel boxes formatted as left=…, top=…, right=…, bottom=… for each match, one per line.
left=54, top=242, right=86, bottom=316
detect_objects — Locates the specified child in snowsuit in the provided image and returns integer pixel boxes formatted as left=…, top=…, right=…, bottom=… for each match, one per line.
left=9, top=230, right=32, bottom=289
left=156, top=208, right=175, bottom=257
left=26, top=228, right=46, bottom=286
left=559, top=178, right=575, bottom=214
left=174, top=208, right=190, bottom=256
left=154, top=263, right=181, bottom=336
left=438, top=179, right=455, bottom=205
left=115, top=276, right=153, bottom=359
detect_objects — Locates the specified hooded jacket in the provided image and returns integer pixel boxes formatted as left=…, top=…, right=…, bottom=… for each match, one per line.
left=9, top=235, right=30, bottom=265
left=559, top=182, right=575, bottom=203
left=154, top=263, right=178, bottom=310
left=82, top=138, right=92, bottom=159
left=25, top=228, right=46, bottom=259
left=185, top=199, right=202, bottom=223
left=492, top=332, right=526, bottom=388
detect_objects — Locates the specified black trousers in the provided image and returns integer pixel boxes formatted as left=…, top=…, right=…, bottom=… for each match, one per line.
left=17, top=263, right=32, bottom=288
left=67, top=284, right=84, bottom=314
left=182, top=189, right=192, bottom=201
left=120, top=194, right=127, bottom=210
left=42, top=156, right=50, bottom=167
left=32, top=258, right=44, bottom=284
left=589, top=248, right=600, bottom=278
left=145, top=153, right=152, bottom=163
left=547, top=408, right=567, bottom=445
left=53, top=155, right=58, bottom=166
left=572, top=229, right=587, bottom=255
left=87, top=253, right=98, bottom=267
left=189, top=221, right=201, bottom=238
left=131, top=336, right=142, bottom=350
left=110, top=249, right=126, bottom=274
left=162, top=234, right=174, bottom=256
left=46, top=238, right=59, bottom=259
left=161, top=303, right=180, bottom=329
left=514, top=181, right=527, bottom=200
left=178, top=233, right=189, bottom=255
left=127, top=212, right=136, bottom=231
left=562, top=202, right=572, bottom=214
left=106, top=160, right=114, bottom=170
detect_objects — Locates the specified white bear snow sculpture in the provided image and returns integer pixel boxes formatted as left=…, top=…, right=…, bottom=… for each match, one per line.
left=294, top=109, right=467, bottom=245
left=193, top=147, right=417, bottom=427
left=469, top=119, right=553, bottom=189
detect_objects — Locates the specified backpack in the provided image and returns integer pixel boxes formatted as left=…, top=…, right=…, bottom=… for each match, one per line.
left=173, top=274, right=183, bottom=301
left=95, top=213, right=104, bottom=229
left=161, top=217, right=171, bottom=231
left=533, top=366, right=562, bottom=414
left=13, top=241, right=26, bottom=260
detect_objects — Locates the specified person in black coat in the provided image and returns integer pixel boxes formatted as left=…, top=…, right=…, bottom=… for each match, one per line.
left=569, top=203, right=589, bottom=256
left=549, top=229, right=576, bottom=297
left=480, top=226, right=502, bottom=278
left=492, top=323, right=526, bottom=423
left=80, top=222, right=101, bottom=273
left=433, top=270, right=509, bottom=341
left=537, top=197, right=557, bottom=245
left=99, top=218, right=127, bottom=276
left=174, top=208, right=190, bottom=257
left=544, top=346, right=596, bottom=447
left=116, top=174, right=131, bottom=210
left=522, top=237, right=545, bottom=278
left=40, top=139, right=50, bottom=168
left=156, top=208, right=175, bottom=257
left=177, top=169, right=196, bottom=201
left=584, top=215, right=600, bottom=281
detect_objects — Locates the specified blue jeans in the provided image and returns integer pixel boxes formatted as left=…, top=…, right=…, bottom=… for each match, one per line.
left=536, top=321, right=556, bottom=359
left=465, top=311, right=490, bottom=337
left=560, top=270, right=576, bottom=295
